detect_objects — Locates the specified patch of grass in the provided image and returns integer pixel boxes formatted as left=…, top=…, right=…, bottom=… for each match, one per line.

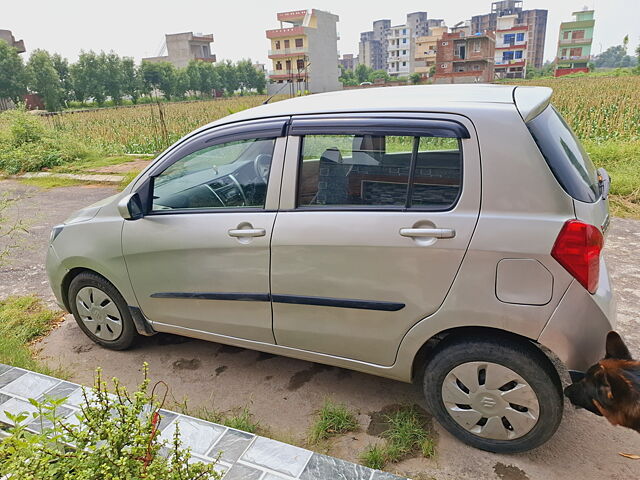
left=360, top=405, right=436, bottom=470
left=119, top=169, right=142, bottom=191
left=224, top=406, right=260, bottom=433
left=18, top=176, right=95, bottom=189
left=360, top=443, right=388, bottom=470
left=50, top=154, right=136, bottom=174
left=0, top=296, right=65, bottom=376
left=308, top=399, right=359, bottom=444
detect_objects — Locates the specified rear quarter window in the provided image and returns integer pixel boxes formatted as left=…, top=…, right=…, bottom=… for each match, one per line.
left=527, top=106, right=599, bottom=203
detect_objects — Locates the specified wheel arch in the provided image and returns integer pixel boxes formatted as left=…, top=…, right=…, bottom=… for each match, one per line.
left=410, top=326, right=566, bottom=393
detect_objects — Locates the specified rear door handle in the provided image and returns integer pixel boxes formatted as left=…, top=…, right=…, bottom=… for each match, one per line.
left=399, top=228, right=456, bottom=239
left=228, top=228, right=266, bottom=238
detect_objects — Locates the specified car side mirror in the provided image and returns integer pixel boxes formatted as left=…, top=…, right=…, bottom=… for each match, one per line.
left=117, top=193, right=144, bottom=220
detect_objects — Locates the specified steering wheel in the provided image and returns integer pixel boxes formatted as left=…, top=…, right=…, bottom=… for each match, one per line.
left=253, top=154, right=271, bottom=184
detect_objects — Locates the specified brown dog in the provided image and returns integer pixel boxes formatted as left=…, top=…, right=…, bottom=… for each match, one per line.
left=564, top=331, right=640, bottom=433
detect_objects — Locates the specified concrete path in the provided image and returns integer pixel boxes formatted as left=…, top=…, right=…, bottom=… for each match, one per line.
left=1, top=179, right=639, bottom=480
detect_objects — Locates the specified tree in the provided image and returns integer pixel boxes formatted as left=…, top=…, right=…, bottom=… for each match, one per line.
left=636, top=41, right=640, bottom=74
left=174, top=68, right=191, bottom=99
left=120, top=57, right=141, bottom=104
left=51, top=54, right=72, bottom=106
left=71, top=51, right=106, bottom=105
left=354, top=63, right=372, bottom=84
left=339, top=65, right=357, bottom=86
left=216, top=61, right=239, bottom=95
left=368, top=69, right=389, bottom=82
left=236, top=59, right=265, bottom=94
left=26, top=49, right=63, bottom=111
left=409, top=72, right=422, bottom=84
left=0, top=40, right=26, bottom=103
left=594, top=44, right=638, bottom=69
left=140, top=61, right=177, bottom=99
left=100, top=52, right=124, bottom=104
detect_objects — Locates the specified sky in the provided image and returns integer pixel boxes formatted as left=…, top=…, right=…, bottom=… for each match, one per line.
left=3, top=0, right=639, bottom=65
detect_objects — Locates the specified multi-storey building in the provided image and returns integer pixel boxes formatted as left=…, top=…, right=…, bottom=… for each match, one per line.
left=266, top=9, right=341, bottom=94
left=359, top=20, right=390, bottom=71
left=360, top=13, right=441, bottom=76
left=494, top=15, right=528, bottom=79
left=0, top=30, right=25, bottom=53
left=339, top=54, right=359, bottom=71
left=414, top=24, right=448, bottom=78
left=471, top=1, right=547, bottom=68
left=555, top=9, right=595, bottom=77
left=143, top=32, right=215, bottom=68
left=434, top=30, right=496, bottom=84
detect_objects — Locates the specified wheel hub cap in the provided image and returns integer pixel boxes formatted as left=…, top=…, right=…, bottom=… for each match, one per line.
left=441, top=361, right=540, bottom=440
left=75, top=287, right=123, bottom=341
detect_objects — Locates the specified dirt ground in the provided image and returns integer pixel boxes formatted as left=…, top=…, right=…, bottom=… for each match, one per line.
left=1, top=178, right=639, bottom=480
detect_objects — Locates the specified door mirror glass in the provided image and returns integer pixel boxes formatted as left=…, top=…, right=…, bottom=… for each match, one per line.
left=117, top=193, right=144, bottom=220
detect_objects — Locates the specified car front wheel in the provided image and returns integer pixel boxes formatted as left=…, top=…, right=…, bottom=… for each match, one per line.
left=423, top=335, right=563, bottom=453
left=68, top=272, right=137, bottom=350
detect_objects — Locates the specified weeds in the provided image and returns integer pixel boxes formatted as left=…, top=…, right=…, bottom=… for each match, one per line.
left=308, top=399, right=359, bottom=444
left=361, top=406, right=435, bottom=470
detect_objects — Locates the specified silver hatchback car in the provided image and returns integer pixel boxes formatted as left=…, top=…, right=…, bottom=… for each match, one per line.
left=47, top=85, right=615, bottom=453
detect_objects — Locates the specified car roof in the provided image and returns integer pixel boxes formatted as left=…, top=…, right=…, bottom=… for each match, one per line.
left=206, top=84, right=548, bottom=128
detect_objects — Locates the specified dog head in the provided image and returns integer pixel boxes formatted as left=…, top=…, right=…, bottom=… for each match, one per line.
left=564, top=331, right=640, bottom=432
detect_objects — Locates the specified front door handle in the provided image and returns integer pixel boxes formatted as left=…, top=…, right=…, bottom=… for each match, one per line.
left=399, top=227, right=456, bottom=239
left=228, top=228, right=266, bottom=238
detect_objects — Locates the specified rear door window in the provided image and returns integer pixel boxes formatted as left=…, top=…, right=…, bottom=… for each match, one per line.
left=527, top=106, right=599, bottom=203
left=297, top=132, right=462, bottom=210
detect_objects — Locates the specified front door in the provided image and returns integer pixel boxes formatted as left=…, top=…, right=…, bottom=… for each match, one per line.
left=123, top=125, right=286, bottom=344
left=271, top=115, right=481, bottom=365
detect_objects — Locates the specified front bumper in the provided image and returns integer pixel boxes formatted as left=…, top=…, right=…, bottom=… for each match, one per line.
left=538, top=257, right=616, bottom=372
left=45, top=244, right=68, bottom=311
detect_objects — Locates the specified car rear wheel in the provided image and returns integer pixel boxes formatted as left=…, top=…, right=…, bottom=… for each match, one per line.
left=423, top=335, right=562, bottom=453
left=68, top=272, right=137, bottom=350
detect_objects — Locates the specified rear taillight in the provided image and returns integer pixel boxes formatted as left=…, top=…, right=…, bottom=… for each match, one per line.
left=551, top=220, right=603, bottom=294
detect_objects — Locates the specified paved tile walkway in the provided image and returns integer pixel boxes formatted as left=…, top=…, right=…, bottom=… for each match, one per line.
left=0, top=364, right=405, bottom=480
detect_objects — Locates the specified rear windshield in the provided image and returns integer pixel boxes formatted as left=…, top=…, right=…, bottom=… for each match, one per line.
left=527, top=106, right=599, bottom=203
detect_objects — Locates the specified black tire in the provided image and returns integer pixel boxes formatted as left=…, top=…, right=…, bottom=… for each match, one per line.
left=423, top=334, right=562, bottom=453
left=68, top=272, right=138, bottom=350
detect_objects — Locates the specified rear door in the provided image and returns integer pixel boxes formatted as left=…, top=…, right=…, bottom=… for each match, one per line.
left=270, top=114, right=481, bottom=366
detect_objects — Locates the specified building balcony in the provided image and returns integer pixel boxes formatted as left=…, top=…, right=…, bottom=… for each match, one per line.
left=191, top=34, right=214, bottom=43
left=496, top=42, right=527, bottom=50
left=268, top=47, right=308, bottom=58
left=557, top=55, right=590, bottom=61
left=495, top=60, right=526, bottom=66
left=558, top=38, right=593, bottom=46
left=268, top=70, right=308, bottom=77
left=266, top=26, right=305, bottom=39
left=277, top=10, right=308, bottom=22
left=195, top=55, right=216, bottom=63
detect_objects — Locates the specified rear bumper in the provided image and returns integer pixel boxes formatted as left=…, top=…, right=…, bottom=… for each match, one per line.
left=538, top=257, right=616, bottom=372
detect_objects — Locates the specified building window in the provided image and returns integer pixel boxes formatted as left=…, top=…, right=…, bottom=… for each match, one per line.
left=473, top=64, right=480, bottom=70
left=516, top=32, right=525, bottom=42
left=572, top=30, right=585, bottom=40
left=275, top=41, right=281, bottom=50
left=403, top=28, right=407, bottom=35
left=285, top=60, right=292, bottom=70
left=515, top=50, right=523, bottom=59
left=561, top=48, right=567, bottom=57
left=403, top=38, right=407, bottom=44
left=442, top=41, right=448, bottom=46
left=284, top=39, right=290, bottom=49
left=570, top=47, right=583, bottom=57
left=276, top=62, right=282, bottom=70
left=402, top=50, right=407, bottom=55
left=504, top=33, right=515, bottom=44
left=402, top=61, right=406, bottom=66
left=441, top=63, right=447, bottom=68
left=296, top=59, right=305, bottom=70
left=295, top=38, right=303, bottom=48
left=503, top=51, right=514, bottom=61
left=473, top=41, right=480, bottom=52
left=563, top=31, right=570, bottom=40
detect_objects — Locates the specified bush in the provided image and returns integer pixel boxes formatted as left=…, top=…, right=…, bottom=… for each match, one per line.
left=0, top=364, right=221, bottom=479
left=0, top=108, right=94, bottom=174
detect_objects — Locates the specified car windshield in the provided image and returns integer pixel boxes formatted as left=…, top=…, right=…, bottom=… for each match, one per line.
left=527, top=106, right=599, bottom=203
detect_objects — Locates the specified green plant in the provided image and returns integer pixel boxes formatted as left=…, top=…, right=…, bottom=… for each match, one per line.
left=224, top=406, right=260, bottom=433
left=360, top=443, right=387, bottom=470
left=359, top=406, right=435, bottom=470
left=0, top=296, right=63, bottom=375
left=308, top=399, right=359, bottom=444
left=0, top=364, right=221, bottom=479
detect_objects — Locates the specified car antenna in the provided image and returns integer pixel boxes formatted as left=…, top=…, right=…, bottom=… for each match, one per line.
left=262, top=81, right=290, bottom=104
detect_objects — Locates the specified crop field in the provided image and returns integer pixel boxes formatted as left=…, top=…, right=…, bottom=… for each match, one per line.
left=42, top=96, right=276, bottom=154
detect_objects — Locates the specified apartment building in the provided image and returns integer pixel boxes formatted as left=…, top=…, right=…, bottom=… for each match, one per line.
left=339, top=53, right=359, bottom=71
left=434, top=30, right=496, bottom=84
left=143, top=32, right=215, bottom=68
left=359, top=20, right=391, bottom=71
left=471, top=1, right=547, bottom=68
left=555, top=9, right=595, bottom=77
left=266, top=9, right=341, bottom=94
left=494, top=15, right=528, bottom=79
left=0, top=29, right=25, bottom=53
left=387, top=24, right=413, bottom=77
left=414, top=24, right=448, bottom=78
